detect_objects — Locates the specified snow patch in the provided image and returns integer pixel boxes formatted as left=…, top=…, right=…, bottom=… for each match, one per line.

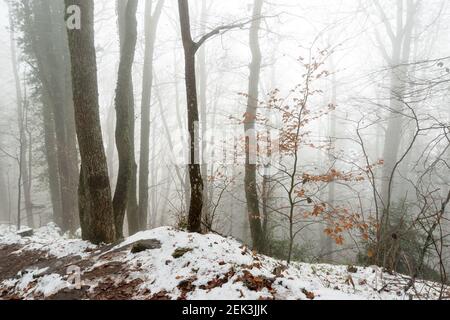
left=1, top=224, right=448, bottom=300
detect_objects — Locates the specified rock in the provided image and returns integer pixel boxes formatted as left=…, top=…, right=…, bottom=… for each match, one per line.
left=130, top=239, right=162, bottom=253
left=273, top=264, right=288, bottom=277
left=172, top=247, right=193, bottom=258
left=17, top=228, right=33, bottom=237
left=347, top=265, right=358, bottom=273
left=301, top=288, right=315, bottom=300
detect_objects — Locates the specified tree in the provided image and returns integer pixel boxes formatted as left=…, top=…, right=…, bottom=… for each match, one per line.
left=372, top=0, right=418, bottom=220
left=7, top=0, right=34, bottom=229
left=244, top=0, right=265, bottom=252
left=369, top=0, right=420, bottom=266
left=116, top=0, right=138, bottom=236
left=18, top=0, right=79, bottom=233
left=113, top=0, right=139, bottom=239
left=65, top=0, right=115, bottom=244
left=177, top=0, right=204, bottom=232
left=0, top=165, right=9, bottom=222
left=138, top=0, right=165, bottom=233
left=177, top=0, right=252, bottom=233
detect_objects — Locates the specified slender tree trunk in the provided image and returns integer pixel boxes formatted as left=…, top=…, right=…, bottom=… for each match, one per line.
left=0, top=166, right=8, bottom=222
left=116, top=0, right=139, bottom=237
left=24, top=96, right=34, bottom=227
left=138, top=0, right=165, bottom=233
left=150, top=121, right=158, bottom=228
left=374, top=0, right=417, bottom=266
left=41, top=93, right=63, bottom=226
left=65, top=0, right=115, bottom=244
left=198, top=0, right=209, bottom=228
left=244, top=0, right=264, bottom=252
left=106, top=101, right=116, bottom=184
left=7, top=2, right=34, bottom=229
left=178, top=0, right=204, bottom=233
left=379, top=0, right=415, bottom=216
left=113, top=0, right=139, bottom=239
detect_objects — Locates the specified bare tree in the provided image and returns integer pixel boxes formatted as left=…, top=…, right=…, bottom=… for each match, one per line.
left=7, top=0, right=34, bottom=229
left=177, top=0, right=254, bottom=233
left=244, top=0, right=265, bottom=252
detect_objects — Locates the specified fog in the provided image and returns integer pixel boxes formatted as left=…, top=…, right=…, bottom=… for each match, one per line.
left=0, top=0, right=449, bottom=284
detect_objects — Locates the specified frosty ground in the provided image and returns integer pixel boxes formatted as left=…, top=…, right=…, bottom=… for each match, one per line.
left=0, top=224, right=447, bottom=300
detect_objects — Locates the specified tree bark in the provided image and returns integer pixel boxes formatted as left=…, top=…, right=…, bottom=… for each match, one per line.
left=41, top=93, right=63, bottom=227
left=65, top=0, right=115, bottom=244
left=113, top=0, right=139, bottom=239
left=0, top=166, right=8, bottom=222
left=177, top=0, right=204, bottom=233
left=244, top=0, right=264, bottom=252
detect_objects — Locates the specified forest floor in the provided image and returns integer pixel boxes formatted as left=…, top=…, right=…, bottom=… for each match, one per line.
left=0, top=223, right=448, bottom=300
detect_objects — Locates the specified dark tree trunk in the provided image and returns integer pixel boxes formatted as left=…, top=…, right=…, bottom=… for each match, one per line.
left=65, top=0, right=115, bottom=244
left=113, top=0, right=139, bottom=239
left=178, top=0, right=204, bottom=233
left=244, top=0, right=264, bottom=252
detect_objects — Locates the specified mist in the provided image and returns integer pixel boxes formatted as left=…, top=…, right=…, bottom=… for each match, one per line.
left=0, top=0, right=449, bottom=301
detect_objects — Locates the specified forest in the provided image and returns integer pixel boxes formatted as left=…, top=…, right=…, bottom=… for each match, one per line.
left=0, top=0, right=449, bottom=302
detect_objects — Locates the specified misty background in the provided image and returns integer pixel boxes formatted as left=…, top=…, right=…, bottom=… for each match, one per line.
left=0, top=0, right=449, bottom=284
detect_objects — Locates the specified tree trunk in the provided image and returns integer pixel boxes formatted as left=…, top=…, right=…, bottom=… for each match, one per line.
left=178, top=0, right=204, bottom=233
left=198, top=0, right=209, bottom=228
left=41, top=93, right=63, bottom=226
left=106, top=96, right=116, bottom=184
left=379, top=0, right=415, bottom=229
left=65, top=0, right=115, bottom=244
left=0, top=166, right=8, bottom=222
left=138, top=0, right=165, bottom=233
left=113, top=0, right=139, bottom=239
left=7, top=2, right=34, bottom=229
left=244, top=0, right=264, bottom=252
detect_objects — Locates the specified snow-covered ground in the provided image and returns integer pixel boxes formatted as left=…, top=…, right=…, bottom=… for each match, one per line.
left=0, top=224, right=448, bottom=300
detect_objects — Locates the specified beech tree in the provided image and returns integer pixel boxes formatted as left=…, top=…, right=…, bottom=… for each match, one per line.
left=65, top=0, right=115, bottom=244
left=177, top=0, right=253, bottom=233
left=244, top=0, right=265, bottom=252
left=113, top=0, right=139, bottom=238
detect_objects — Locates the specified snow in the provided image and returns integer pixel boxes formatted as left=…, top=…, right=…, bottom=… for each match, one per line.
left=0, top=223, right=448, bottom=300
left=0, top=223, right=95, bottom=258
left=34, top=274, right=69, bottom=297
